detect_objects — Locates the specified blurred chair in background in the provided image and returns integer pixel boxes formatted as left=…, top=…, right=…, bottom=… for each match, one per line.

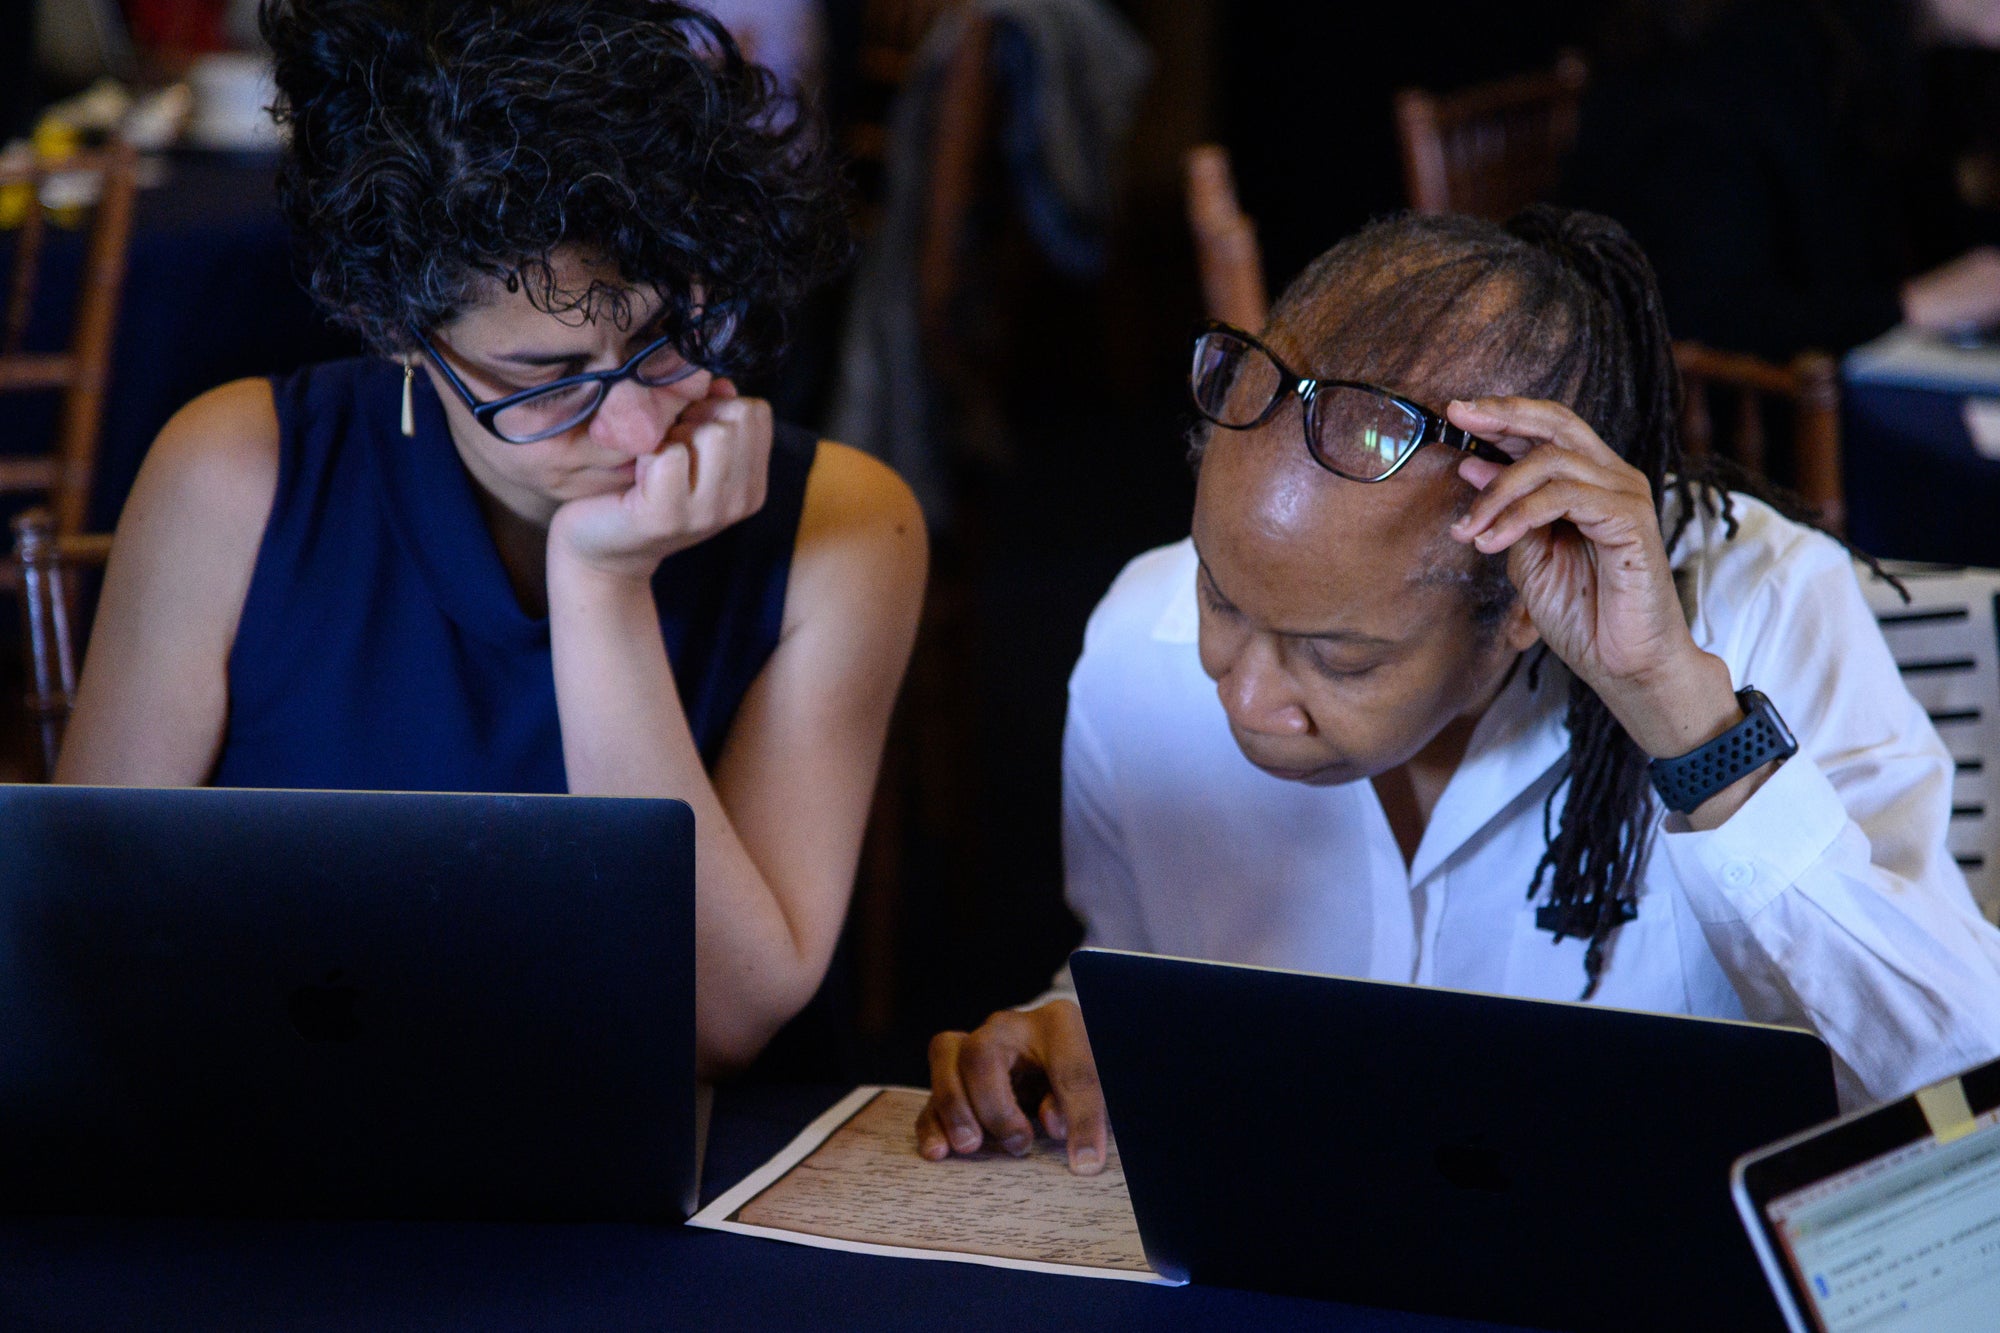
left=1184, top=144, right=1267, bottom=334
left=0, top=140, right=139, bottom=540
left=1394, top=51, right=1587, bottom=221
left=1675, top=342, right=1846, bottom=533
left=1860, top=560, right=2000, bottom=925
left=8, top=507, right=110, bottom=780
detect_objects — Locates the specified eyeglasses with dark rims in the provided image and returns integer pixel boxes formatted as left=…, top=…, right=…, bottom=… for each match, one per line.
left=1189, top=320, right=1514, bottom=482
left=412, top=304, right=742, bottom=444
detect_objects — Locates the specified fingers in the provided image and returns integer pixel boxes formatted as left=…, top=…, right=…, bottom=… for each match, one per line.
left=922, top=1018, right=1038, bottom=1158
left=684, top=396, right=771, bottom=521
left=920, top=1003, right=1111, bottom=1176
left=629, top=393, right=769, bottom=548
left=1460, top=477, right=1648, bottom=557
left=1446, top=396, right=1625, bottom=470
left=923, top=1030, right=983, bottom=1159
left=1449, top=412, right=1651, bottom=556
left=958, top=1013, right=1040, bottom=1156
left=635, top=438, right=693, bottom=513
left=1040, top=1002, right=1109, bottom=1175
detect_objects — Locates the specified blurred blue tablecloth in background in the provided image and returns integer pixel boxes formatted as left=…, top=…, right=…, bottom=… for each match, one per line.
left=1845, top=330, right=2000, bottom=568
left=0, top=149, right=358, bottom=532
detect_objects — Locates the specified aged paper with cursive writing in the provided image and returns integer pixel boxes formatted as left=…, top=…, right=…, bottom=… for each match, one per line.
left=688, top=1085, right=1175, bottom=1283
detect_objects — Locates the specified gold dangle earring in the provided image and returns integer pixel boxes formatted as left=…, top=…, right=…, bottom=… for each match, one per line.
left=400, top=360, right=416, bottom=438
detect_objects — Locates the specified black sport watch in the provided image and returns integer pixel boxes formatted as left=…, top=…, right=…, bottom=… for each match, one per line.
left=1647, top=688, right=1798, bottom=815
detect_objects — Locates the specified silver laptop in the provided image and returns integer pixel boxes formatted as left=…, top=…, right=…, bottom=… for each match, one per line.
left=1732, top=1054, right=2000, bottom=1332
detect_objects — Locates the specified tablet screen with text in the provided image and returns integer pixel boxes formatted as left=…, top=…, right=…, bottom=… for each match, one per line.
left=1763, top=1108, right=2000, bottom=1332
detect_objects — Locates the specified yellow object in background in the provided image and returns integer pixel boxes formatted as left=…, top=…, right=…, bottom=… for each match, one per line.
left=32, top=118, right=81, bottom=162
left=0, top=181, right=30, bottom=229
left=0, top=119, right=87, bottom=230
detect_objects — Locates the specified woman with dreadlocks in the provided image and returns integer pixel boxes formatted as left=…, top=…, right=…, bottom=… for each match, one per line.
left=920, top=204, right=2000, bottom=1174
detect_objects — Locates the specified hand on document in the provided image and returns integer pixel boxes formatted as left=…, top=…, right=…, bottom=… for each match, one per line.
left=919, top=999, right=1110, bottom=1176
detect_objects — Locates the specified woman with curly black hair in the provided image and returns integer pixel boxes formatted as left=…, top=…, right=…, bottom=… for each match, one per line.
left=57, top=0, right=926, bottom=1074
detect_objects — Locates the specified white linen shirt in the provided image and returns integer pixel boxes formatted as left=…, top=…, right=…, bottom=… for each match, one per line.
left=1056, top=493, right=2000, bottom=1109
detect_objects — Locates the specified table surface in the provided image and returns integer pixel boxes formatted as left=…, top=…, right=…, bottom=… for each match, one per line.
left=1844, top=372, right=2000, bottom=568
left=0, top=1082, right=1539, bottom=1333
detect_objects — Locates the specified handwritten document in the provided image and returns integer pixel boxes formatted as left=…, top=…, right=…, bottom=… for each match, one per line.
left=688, top=1085, right=1175, bottom=1283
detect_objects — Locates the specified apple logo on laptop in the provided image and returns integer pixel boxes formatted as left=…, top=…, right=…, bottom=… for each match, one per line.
left=288, top=969, right=361, bottom=1043
left=1434, top=1137, right=1511, bottom=1193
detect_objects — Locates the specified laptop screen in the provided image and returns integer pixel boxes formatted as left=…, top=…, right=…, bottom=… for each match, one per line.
left=1761, top=1105, right=2000, bottom=1332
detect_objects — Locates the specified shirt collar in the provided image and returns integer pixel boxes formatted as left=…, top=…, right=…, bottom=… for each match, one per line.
left=1408, top=656, right=1571, bottom=886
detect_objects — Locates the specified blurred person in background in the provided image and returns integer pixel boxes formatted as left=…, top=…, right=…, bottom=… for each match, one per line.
left=1566, top=0, right=2000, bottom=360
left=57, top=0, right=926, bottom=1077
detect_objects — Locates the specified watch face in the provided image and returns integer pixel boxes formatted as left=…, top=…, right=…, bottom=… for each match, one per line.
left=1741, top=689, right=1799, bottom=754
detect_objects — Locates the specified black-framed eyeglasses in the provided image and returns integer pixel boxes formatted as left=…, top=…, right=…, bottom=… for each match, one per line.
left=1190, top=320, right=1514, bottom=482
left=412, top=306, right=740, bottom=444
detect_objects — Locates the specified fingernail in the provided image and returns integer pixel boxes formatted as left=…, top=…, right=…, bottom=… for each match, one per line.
left=1073, top=1147, right=1101, bottom=1172
left=1002, top=1133, right=1031, bottom=1157
left=951, top=1125, right=980, bottom=1152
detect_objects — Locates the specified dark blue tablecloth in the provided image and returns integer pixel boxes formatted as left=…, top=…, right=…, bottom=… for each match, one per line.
left=0, top=149, right=358, bottom=532
left=1845, top=375, right=2000, bottom=567
left=0, top=1083, right=1540, bottom=1333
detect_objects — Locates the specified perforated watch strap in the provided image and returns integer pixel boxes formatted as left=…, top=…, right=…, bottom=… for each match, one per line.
left=1647, top=688, right=1799, bottom=815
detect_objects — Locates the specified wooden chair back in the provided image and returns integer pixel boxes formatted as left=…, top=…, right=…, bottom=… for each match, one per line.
left=0, top=139, right=140, bottom=538
left=1674, top=343, right=1844, bottom=532
left=1185, top=143, right=1270, bottom=332
left=9, top=507, right=112, bottom=779
left=1394, top=52, right=1587, bottom=219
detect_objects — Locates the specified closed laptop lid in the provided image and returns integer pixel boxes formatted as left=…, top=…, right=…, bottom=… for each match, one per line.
left=1732, top=1054, right=2000, bottom=1333
left=0, top=785, right=695, bottom=1222
left=1071, top=947, right=1839, bottom=1333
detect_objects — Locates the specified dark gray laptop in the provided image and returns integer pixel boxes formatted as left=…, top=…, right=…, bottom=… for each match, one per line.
left=0, top=785, right=696, bottom=1222
left=1071, top=947, right=1839, bottom=1333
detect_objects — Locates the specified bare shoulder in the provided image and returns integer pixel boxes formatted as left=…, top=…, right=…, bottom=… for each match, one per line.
left=111, top=377, right=280, bottom=596
left=788, top=441, right=928, bottom=625
left=56, top=379, right=281, bottom=784
left=102, top=378, right=281, bottom=659
left=128, top=377, right=281, bottom=526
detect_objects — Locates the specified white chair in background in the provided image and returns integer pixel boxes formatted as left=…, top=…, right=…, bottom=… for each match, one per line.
left=1859, top=561, right=2000, bottom=924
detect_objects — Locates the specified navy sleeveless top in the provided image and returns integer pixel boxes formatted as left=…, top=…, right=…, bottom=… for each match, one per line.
left=213, top=357, right=816, bottom=793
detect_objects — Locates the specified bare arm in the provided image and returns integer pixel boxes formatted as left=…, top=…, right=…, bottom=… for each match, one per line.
left=549, top=435, right=926, bottom=1075
left=55, top=379, right=279, bottom=785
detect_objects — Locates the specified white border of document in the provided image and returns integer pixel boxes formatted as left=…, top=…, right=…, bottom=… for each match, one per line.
left=688, top=1084, right=1179, bottom=1285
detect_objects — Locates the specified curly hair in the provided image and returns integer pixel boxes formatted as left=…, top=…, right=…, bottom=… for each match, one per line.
left=259, top=0, right=852, bottom=368
left=1198, top=206, right=1889, bottom=996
